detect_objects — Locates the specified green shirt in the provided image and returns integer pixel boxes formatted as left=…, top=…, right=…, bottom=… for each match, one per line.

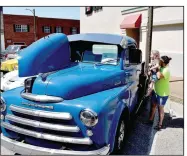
left=154, top=67, right=170, bottom=96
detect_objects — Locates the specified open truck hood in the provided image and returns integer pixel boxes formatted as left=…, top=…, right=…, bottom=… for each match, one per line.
left=18, top=33, right=70, bottom=77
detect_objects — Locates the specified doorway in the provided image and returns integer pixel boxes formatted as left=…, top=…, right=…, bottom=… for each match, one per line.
left=126, top=28, right=140, bottom=48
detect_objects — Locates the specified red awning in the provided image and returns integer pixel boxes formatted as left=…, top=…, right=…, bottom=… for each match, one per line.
left=120, top=14, right=142, bottom=29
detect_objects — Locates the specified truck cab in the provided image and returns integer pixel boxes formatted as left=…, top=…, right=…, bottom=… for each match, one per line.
left=1, top=33, right=147, bottom=155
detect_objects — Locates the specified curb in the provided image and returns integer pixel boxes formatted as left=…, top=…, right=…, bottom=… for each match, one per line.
left=169, top=95, right=183, bottom=105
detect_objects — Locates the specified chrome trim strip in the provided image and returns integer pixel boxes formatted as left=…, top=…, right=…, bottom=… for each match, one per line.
left=6, top=115, right=80, bottom=133
left=114, top=81, right=121, bottom=86
left=1, top=134, right=110, bottom=155
left=10, top=105, right=72, bottom=120
left=21, top=93, right=63, bottom=103
left=1, top=122, right=92, bottom=145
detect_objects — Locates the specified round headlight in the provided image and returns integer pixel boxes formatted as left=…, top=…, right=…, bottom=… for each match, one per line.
left=80, top=109, right=98, bottom=127
left=1, top=97, right=6, bottom=112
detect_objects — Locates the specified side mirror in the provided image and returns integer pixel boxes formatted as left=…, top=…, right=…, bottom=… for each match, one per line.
left=130, top=49, right=142, bottom=64
left=124, top=48, right=142, bottom=67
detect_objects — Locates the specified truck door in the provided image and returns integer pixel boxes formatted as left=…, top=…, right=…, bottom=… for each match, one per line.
left=124, top=47, right=142, bottom=112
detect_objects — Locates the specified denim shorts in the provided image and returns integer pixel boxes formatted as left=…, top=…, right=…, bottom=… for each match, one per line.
left=152, top=91, right=169, bottom=106
left=151, top=72, right=158, bottom=82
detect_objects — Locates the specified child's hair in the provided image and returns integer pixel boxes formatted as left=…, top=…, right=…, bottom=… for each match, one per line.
left=151, top=50, right=160, bottom=59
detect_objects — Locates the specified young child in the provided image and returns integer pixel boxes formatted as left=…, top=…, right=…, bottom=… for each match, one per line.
left=147, top=50, right=160, bottom=96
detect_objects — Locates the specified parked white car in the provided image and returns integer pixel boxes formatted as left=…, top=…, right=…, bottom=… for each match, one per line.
left=1, top=70, right=28, bottom=92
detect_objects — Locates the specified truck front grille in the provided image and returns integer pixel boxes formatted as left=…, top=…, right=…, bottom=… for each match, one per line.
left=6, top=114, right=80, bottom=132
left=2, top=105, right=92, bottom=146
left=9, top=105, right=72, bottom=120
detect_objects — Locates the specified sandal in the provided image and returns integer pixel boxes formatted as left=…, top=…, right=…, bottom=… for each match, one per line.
left=154, top=124, right=163, bottom=130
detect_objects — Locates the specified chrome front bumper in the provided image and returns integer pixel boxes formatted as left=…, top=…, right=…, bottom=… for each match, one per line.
left=1, top=134, right=110, bottom=155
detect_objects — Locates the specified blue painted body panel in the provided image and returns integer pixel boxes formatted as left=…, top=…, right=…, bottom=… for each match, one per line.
left=1, top=82, right=135, bottom=151
left=1, top=33, right=141, bottom=153
left=32, top=63, right=126, bottom=100
left=18, top=33, right=70, bottom=77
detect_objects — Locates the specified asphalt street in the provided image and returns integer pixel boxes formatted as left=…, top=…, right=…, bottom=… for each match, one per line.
left=1, top=99, right=183, bottom=155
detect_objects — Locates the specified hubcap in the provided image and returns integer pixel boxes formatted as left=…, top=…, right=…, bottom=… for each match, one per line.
left=118, top=120, right=125, bottom=149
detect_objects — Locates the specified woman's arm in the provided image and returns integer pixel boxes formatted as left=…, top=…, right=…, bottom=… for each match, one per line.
left=157, top=67, right=170, bottom=80
left=156, top=71, right=164, bottom=79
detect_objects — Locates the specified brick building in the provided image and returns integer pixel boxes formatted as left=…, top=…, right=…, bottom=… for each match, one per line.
left=3, top=14, right=80, bottom=48
left=1, top=7, right=5, bottom=51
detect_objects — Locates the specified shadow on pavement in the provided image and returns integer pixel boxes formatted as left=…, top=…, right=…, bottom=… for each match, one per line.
left=122, top=97, right=157, bottom=155
left=121, top=98, right=183, bottom=155
left=162, top=113, right=184, bottom=129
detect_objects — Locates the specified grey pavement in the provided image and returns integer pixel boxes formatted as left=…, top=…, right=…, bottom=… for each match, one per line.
left=169, top=77, right=183, bottom=104
left=122, top=97, right=154, bottom=155
left=170, top=80, right=183, bottom=100
left=1, top=146, right=14, bottom=155
left=122, top=99, right=183, bottom=155
left=150, top=100, right=183, bottom=155
left=150, top=125, right=183, bottom=155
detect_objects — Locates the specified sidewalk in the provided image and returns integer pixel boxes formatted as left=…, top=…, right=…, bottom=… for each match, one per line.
left=148, top=76, right=184, bottom=155
left=149, top=100, right=184, bottom=155
left=169, top=76, right=183, bottom=104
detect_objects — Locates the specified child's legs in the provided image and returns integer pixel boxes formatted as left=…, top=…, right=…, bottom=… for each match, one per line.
left=149, top=81, right=154, bottom=89
left=157, top=95, right=169, bottom=126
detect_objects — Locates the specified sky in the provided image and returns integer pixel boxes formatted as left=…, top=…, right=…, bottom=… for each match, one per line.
left=3, top=7, right=80, bottom=20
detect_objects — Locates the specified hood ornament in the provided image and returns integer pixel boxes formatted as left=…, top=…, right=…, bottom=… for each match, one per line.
left=38, top=71, right=57, bottom=81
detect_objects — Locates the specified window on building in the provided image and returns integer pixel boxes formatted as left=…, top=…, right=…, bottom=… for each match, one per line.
left=14, top=24, right=29, bottom=32
left=55, top=26, right=62, bottom=33
left=43, top=26, right=51, bottom=33
left=71, top=27, right=77, bottom=34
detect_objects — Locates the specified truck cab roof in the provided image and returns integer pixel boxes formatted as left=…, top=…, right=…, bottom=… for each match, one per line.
left=68, top=33, right=137, bottom=48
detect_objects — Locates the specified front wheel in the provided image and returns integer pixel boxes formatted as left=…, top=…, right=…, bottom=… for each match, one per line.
left=112, top=114, right=127, bottom=154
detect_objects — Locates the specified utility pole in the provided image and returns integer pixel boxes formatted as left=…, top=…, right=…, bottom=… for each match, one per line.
left=33, top=9, right=36, bottom=41
left=0, top=7, right=3, bottom=52
left=26, top=8, right=37, bottom=41
left=145, top=6, right=154, bottom=72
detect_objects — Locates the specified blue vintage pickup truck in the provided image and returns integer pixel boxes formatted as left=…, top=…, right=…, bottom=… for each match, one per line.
left=1, top=33, right=148, bottom=155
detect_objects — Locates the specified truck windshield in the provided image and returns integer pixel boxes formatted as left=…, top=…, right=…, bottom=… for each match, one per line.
left=82, top=44, right=118, bottom=65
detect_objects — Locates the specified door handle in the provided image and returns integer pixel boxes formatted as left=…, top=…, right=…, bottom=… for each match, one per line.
left=125, top=72, right=132, bottom=76
left=114, top=81, right=121, bottom=86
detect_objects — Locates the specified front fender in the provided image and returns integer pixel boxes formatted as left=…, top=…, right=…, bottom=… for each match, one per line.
left=108, top=100, right=128, bottom=152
